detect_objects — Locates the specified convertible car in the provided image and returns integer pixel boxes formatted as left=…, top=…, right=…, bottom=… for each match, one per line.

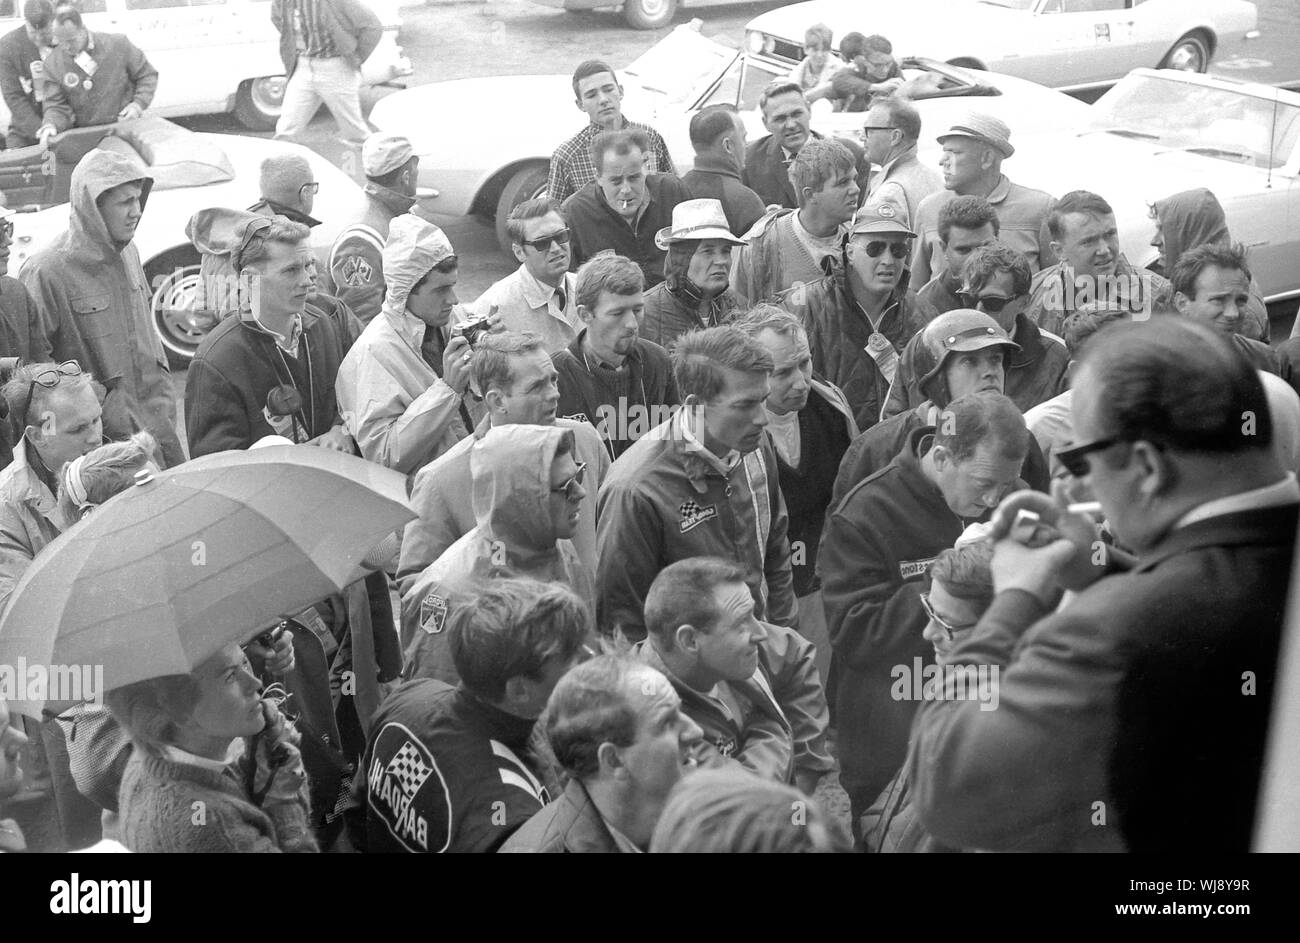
left=2, top=118, right=368, bottom=364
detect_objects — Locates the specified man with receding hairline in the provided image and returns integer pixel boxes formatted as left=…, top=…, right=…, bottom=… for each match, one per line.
left=249, top=153, right=322, bottom=229
left=682, top=104, right=765, bottom=238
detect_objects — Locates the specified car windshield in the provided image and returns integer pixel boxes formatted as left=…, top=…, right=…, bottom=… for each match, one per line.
left=1090, top=73, right=1300, bottom=170
left=624, top=27, right=740, bottom=109
left=976, top=0, right=1036, bottom=9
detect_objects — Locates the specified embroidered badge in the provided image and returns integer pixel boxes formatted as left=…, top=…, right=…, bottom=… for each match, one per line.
left=877, top=202, right=896, bottom=218
left=898, top=557, right=938, bottom=581
left=679, top=500, right=718, bottom=533
left=419, top=593, right=448, bottom=635
left=63, top=72, right=79, bottom=88
left=562, top=413, right=589, bottom=424
left=339, top=255, right=374, bottom=287
left=715, top=737, right=737, bottom=758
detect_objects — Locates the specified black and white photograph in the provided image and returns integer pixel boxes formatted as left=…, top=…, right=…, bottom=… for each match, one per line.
left=0, top=0, right=1296, bottom=911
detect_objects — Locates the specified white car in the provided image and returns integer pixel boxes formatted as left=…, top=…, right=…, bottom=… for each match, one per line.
left=368, top=22, right=1094, bottom=252
left=2, top=121, right=369, bottom=364
left=0, top=0, right=411, bottom=133
left=1002, top=67, right=1300, bottom=304
left=745, top=0, right=1261, bottom=93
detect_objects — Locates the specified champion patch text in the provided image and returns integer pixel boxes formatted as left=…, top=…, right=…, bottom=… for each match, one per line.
left=679, top=500, right=718, bottom=533
left=898, top=557, right=937, bottom=581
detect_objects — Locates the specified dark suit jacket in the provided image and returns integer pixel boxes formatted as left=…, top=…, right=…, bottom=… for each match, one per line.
left=912, top=501, right=1298, bottom=852
left=742, top=131, right=869, bottom=210
left=0, top=26, right=45, bottom=138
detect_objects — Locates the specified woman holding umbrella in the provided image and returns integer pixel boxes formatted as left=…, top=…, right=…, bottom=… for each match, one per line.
left=107, top=643, right=317, bottom=853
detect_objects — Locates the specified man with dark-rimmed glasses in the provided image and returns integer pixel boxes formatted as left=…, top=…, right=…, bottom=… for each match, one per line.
left=861, top=96, right=941, bottom=228
left=913, top=317, right=1299, bottom=853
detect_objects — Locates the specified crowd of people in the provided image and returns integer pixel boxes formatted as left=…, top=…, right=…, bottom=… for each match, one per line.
left=0, top=14, right=1296, bottom=855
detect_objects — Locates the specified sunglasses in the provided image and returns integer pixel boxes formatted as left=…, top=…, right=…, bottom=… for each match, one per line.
left=551, top=460, right=587, bottom=500
left=958, top=291, right=1018, bottom=314
left=521, top=229, right=571, bottom=252
left=21, top=360, right=83, bottom=430
left=919, top=592, right=975, bottom=643
left=1055, top=436, right=1126, bottom=479
left=862, top=241, right=910, bottom=259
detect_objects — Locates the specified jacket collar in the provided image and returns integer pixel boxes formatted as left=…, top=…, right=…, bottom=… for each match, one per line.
left=566, top=328, right=644, bottom=370
left=1137, top=500, right=1300, bottom=573
left=517, top=264, right=571, bottom=312
left=364, top=181, right=417, bottom=217
left=688, top=151, right=742, bottom=181
left=555, top=779, right=634, bottom=853
left=453, top=685, right=536, bottom=749
left=674, top=407, right=742, bottom=482
left=636, top=639, right=786, bottom=731
left=873, top=144, right=920, bottom=183
left=0, top=438, right=57, bottom=514
left=249, top=199, right=322, bottom=229
left=1008, top=312, right=1044, bottom=367
left=380, top=300, right=429, bottom=350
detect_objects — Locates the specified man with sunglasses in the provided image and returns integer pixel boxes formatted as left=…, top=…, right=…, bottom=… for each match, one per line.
left=914, top=318, right=1298, bottom=852
left=883, top=241, right=1068, bottom=421
left=328, top=133, right=423, bottom=326
left=467, top=197, right=580, bottom=355
left=821, top=390, right=1029, bottom=825
left=400, top=425, right=594, bottom=686
left=779, top=199, right=933, bottom=431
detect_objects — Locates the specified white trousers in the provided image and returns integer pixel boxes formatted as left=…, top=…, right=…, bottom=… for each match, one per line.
left=274, top=55, right=370, bottom=146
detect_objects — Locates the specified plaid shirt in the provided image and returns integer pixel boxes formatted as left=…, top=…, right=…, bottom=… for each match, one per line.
left=547, top=118, right=675, bottom=203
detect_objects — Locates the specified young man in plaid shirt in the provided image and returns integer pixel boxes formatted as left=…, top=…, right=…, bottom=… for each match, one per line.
left=548, top=59, right=675, bottom=204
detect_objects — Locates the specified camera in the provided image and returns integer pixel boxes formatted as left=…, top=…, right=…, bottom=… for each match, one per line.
left=452, top=316, right=492, bottom=348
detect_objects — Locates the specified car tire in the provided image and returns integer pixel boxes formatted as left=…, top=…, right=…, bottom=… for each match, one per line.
left=623, top=0, right=676, bottom=30
left=1160, top=32, right=1211, bottom=73
left=147, top=248, right=214, bottom=369
left=234, top=77, right=287, bottom=132
left=494, top=163, right=550, bottom=255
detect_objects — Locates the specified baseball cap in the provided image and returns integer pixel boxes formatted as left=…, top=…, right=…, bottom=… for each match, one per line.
left=937, top=112, right=1014, bottom=159
left=362, top=133, right=415, bottom=178
left=850, top=198, right=915, bottom=237
left=915, top=308, right=1019, bottom=403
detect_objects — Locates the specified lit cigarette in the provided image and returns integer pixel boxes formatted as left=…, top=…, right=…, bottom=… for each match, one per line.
left=1066, top=501, right=1103, bottom=515
left=620, top=199, right=631, bottom=209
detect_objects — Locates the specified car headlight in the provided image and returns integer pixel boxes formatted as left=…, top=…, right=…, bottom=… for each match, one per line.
left=746, top=31, right=774, bottom=56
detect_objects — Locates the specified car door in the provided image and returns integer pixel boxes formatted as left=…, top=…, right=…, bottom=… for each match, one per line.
left=1036, top=0, right=1136, bottom=87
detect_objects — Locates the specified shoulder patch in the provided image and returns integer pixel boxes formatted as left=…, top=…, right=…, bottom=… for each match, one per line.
left=562, top=412, right=589, bottom=425
left=365, top=723, right=452, bottom=853
left=337, top=254, right=375, bottom=288
left=899, top=557, right=937, bottom=581
left=419, top=593, right=448, bottom=635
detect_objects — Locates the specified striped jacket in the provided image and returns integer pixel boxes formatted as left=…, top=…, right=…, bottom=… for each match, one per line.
left=327, top=182, right=416, bottom=325
left=596, top=408, right=798, bottom=641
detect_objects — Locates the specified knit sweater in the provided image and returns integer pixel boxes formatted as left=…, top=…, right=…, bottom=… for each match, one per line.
left=117, top=750, right=317, bottom=853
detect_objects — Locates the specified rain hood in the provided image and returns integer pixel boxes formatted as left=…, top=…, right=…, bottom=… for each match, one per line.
left=1153, top=188, right=1229, bottom=274
left=185, top=207, right=273, bottom=316
left=66, top=148, right=154, bottom=261
left=470, top=424, right=572, bottom=550
left=381, top=213, right=454, bottom=315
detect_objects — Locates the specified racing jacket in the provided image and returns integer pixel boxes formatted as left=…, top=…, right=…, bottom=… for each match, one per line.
left=347, top=679, right=550, bottom=854
left=328, top=182, right=417, bottom=325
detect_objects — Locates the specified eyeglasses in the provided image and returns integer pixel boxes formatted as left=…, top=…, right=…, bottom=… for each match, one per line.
left=861, top=241, right=910, bottom=259
left=520, top=229, right=571, bottom=252
left=1055, top=436, right=1125, bottom=479
left=299, top=182, right=320, bottom=196
left=919, top=592, right=975, bottom=643
left=958, top=291, right=1018, bottom=314
left=862, top=125, right=897, bottom=134
left=551, top=461, right=587, bottom=500
left=20, top=360, right=83, bottom=430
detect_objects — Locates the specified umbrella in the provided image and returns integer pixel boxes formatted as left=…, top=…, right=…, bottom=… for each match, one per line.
left=0, top=445, right=413, bottom=719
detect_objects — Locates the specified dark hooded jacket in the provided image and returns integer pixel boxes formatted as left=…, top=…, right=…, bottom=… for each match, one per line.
left=639, top=239, right=744, bottom=350
left=1152, top=188, right=1268, bottom=341
left=20, top=149, right=183, bottom=467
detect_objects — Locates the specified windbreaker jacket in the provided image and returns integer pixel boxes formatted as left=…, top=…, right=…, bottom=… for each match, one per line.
left=467, top=266, right=581, bottom=356
left=38, top=32, right=158, bottom=132
left=397, top=416, right=609, bottom=593
left=399, top=425, right=596, bottom=682
left=327, top=183, right=416, bottom=326
left=681, top=153, right=766, bottom=238
left=913, top=502, right=1298, bottom=853
left=596, top=409, right=798, bottom=641
left=20, top=149, right=183, bottom=467
left=497, top=778, right=626, bottom=854
left=0, top=440, right=63, bottom=615
left=563, top=174, right=689, bottom=289
left=819, top=427, right=967, bottom=810
left=336, top=302, right=467, bottom=474
left=347, top=680, right=549, bottom=853
left=865, top=146, right=942, bottom=228
left=779, top=269, right=932, bottom=431
left=636, top=619, right=834, bottom=784
left=639, top=280, right=742, bottom=351
left=1025, top=255, right=1173, bottom=338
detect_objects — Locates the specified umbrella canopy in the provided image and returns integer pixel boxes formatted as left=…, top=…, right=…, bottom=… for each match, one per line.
left=0, top=446, right=413, bottom=718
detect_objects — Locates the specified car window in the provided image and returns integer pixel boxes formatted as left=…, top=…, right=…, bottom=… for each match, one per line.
left=1060, top=0, right=1127, bottom=11
left=1093, top=73, right=1300, bottom=170
left=78, top=0, right=108, bottom=11
left=624, top=28, right=739, bottom=109
left=704, top=57, right=781, bottom=112
left=125, top=0, right=191, bottom=8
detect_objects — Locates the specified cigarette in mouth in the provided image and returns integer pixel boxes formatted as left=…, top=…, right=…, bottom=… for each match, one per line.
left=1066, top=501, right=1103, bottom=515
left=620, top=199, right=630, bottom=209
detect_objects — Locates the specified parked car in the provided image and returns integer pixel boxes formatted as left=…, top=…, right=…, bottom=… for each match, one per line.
left=2, top=120, right=369, bottom=364
left=1001, top=67, right=1300, bottom=304
left=367, top=22, right=1094, bottom=252
left=527, top=0, right=742, bottom=32
left=0, top=0, right=411, bottom=133
left=745, top=0, right=1261, bottom=93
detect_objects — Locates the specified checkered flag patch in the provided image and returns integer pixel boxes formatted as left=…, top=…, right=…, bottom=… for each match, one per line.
left=681, top=500, right=701, bottom=517
left=385, top=741, right=433, bottom=800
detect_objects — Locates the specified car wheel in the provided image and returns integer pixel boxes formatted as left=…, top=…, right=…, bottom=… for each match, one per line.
left=623, top=0, right=676, bottom=30
left=147, top=249, right=216, bottom=369
left=234, top=76, right=287, bottom=132
left=494, top=163, right=550, bottom=255
left=1160, top=32, right=1210, bottom=73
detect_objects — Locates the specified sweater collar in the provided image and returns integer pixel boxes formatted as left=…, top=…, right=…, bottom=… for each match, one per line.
left=688, top=151, right=742, bottom=180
